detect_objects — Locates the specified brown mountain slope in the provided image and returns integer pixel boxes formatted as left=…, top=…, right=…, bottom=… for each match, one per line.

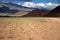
left=45, top=6, right=60, bottom=17
left=22, top=9, right=45, bottom=17
left=9, top=11, right=28, bottom=16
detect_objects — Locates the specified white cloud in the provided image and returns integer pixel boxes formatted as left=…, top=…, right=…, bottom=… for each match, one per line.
left=22, top=2, right=35, bottom=7
left=44, top=2, right=60, bottom=10
left=17, top=3, right=21, bottom=5
left=36, top=3, right=45, bottom=6
left=45, top=2, right=59, bottom=6
left=47, top=2, right=53, bottom=6
left=22, top=2, right=60, bottom=10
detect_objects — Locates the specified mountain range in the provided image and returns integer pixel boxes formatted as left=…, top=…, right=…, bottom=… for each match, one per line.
left=44, top=6, right=60, bottom=17
left=0, top=2, right=60, bottom=17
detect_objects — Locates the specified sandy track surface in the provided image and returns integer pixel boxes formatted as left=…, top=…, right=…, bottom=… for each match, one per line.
left=0, top=18, right=60, bottom=40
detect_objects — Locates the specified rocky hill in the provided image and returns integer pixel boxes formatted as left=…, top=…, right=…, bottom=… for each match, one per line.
left=22, top=9, right=47, bottom=17
left=45, top=6, right=60, bottom=17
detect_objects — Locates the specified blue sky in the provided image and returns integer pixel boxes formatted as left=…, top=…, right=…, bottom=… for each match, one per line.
left=33, top=0, right=60, bottom=4
left=0, top=0, right=60, bottom=4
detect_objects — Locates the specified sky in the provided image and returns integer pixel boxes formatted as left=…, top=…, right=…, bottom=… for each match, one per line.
left=0, top=0, right=60, bottom=10
left=33, top=0, right=60, bottom=4
left=0, top=0, right=60, bottom=4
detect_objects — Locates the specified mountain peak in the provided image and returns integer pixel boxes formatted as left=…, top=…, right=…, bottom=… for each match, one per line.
left=45, top=5, right=60, bottom=17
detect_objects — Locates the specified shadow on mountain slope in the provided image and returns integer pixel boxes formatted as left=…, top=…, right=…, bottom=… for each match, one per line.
left=44, top=6, right=60, bottom=17
left=0, top=6, right=20, bottom=14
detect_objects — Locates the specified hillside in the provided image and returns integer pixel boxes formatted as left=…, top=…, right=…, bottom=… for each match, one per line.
left=0, top=3, right=33, bottom=16
left=0, top=3, right=60, bottom=17
left=22, top=9, right=48, bottom=17
left=0, top=2, right=51, bottom=17
left=45, top=6, right=60, bottom=17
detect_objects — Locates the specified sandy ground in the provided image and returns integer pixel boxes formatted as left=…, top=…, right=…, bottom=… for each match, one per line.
left=0, top=17, right=60, bottom=40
